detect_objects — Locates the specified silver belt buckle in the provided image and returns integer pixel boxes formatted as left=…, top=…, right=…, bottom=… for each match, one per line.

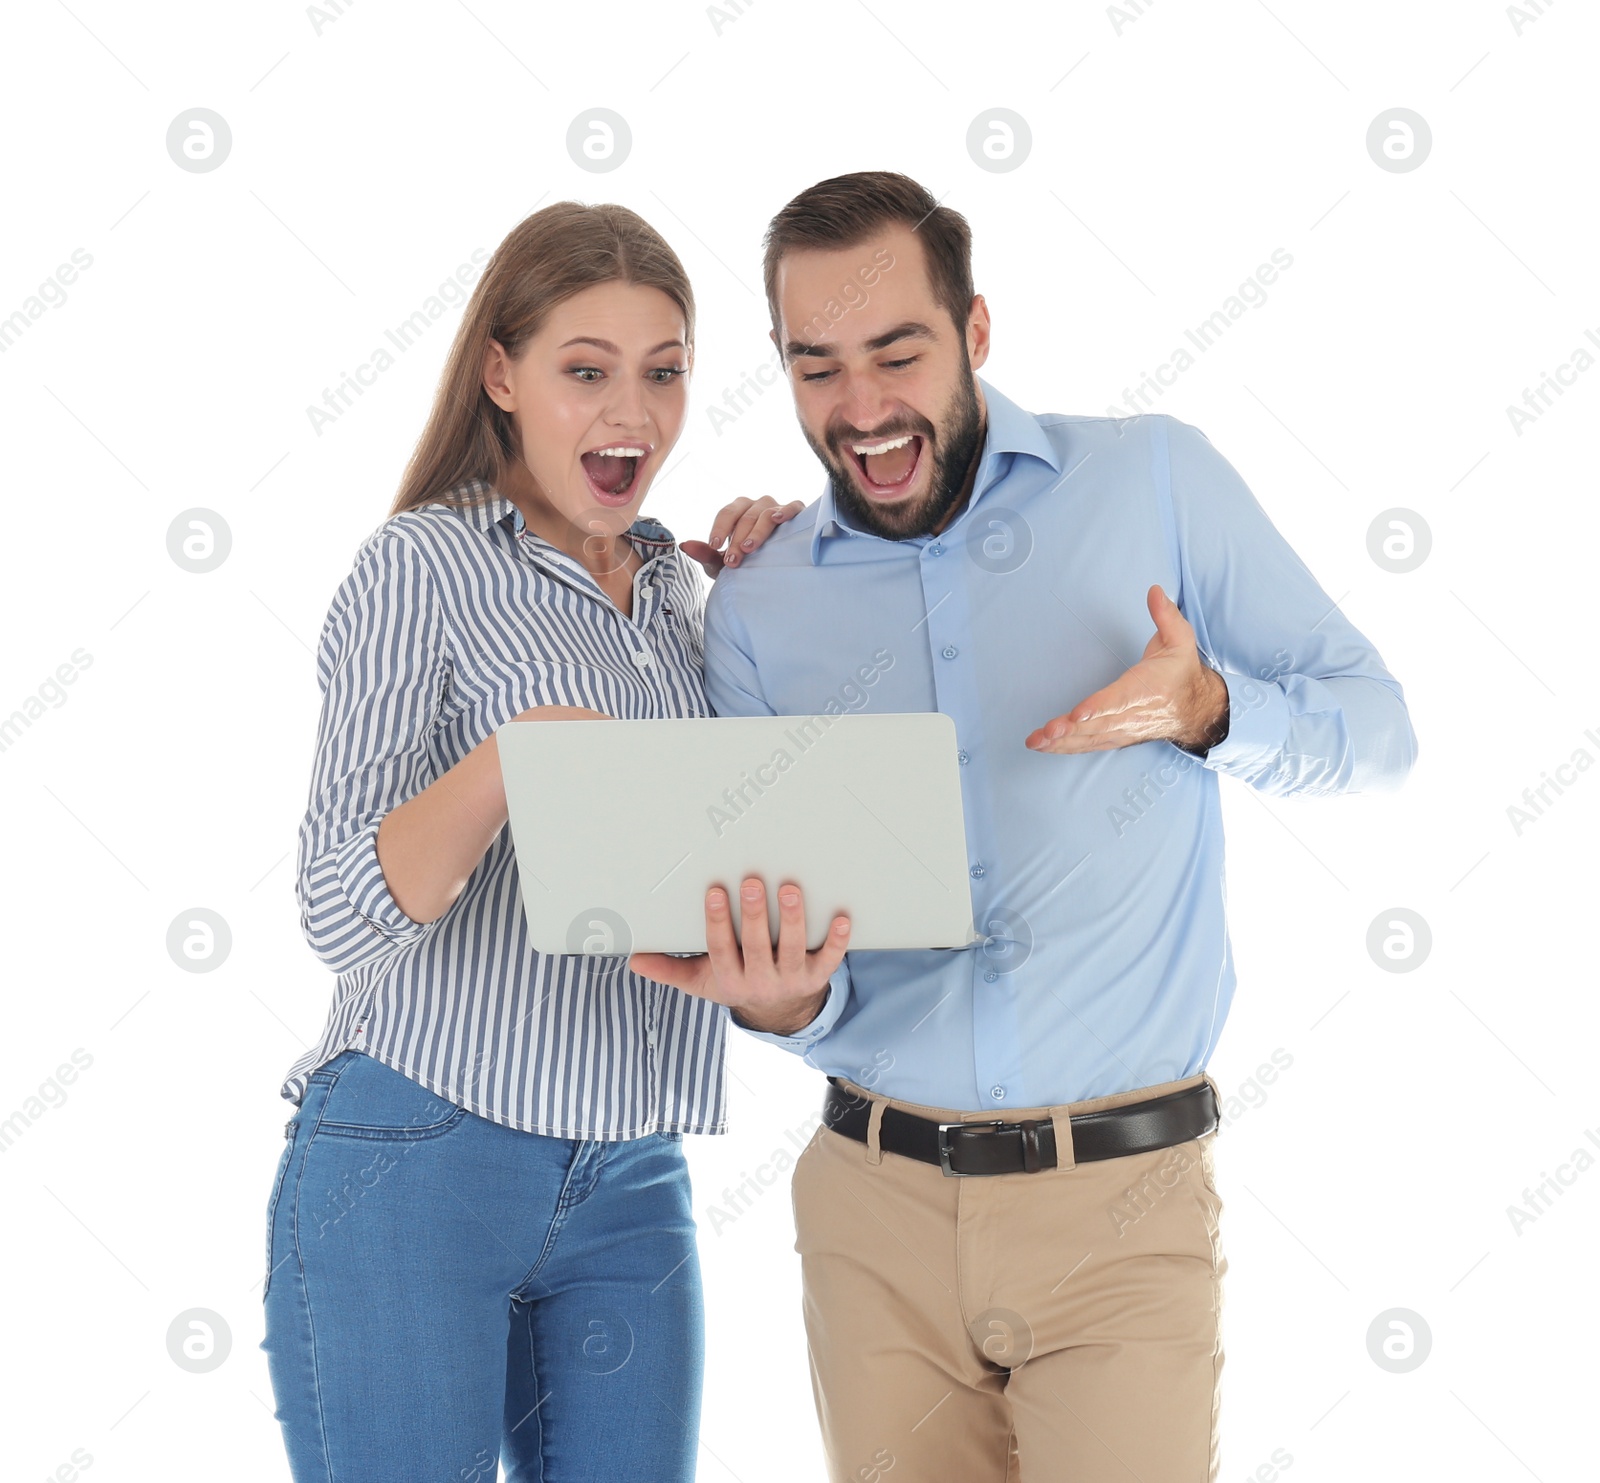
left=937, top=1118, right=1009, bottom=1177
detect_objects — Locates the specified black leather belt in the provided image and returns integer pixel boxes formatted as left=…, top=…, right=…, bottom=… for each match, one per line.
left=822, top=1077, right=1218, bottom=1176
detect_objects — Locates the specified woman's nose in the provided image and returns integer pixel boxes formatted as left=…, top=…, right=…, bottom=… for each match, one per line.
left=604, top=379, right=649, bottom=429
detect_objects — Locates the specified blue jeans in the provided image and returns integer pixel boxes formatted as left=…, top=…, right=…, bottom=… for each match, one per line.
left=261, top=1049, right=704, bottom=1482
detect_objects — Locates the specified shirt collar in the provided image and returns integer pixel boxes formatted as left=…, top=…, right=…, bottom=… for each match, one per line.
left=807, top=377, right=1060, bottom=565
left=437, top=478, right=680, bottom=554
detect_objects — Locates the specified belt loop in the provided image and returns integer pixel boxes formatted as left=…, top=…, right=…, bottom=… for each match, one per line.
left=865, top=1099, right=886, bottom=1165
left=1050, top=1108, right=1076, bottom=1171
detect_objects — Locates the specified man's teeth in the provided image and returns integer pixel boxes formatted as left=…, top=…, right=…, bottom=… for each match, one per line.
left=851, top=434, right=915, bottom=456
left=591, top=446, right=646, bottom=457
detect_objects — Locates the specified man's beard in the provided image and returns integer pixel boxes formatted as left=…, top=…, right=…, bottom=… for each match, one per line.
left=801, top=366, right=985, bottom=542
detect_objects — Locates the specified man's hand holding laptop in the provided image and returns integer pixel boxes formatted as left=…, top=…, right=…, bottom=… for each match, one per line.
left=631, top=879, right=850, bottom=1035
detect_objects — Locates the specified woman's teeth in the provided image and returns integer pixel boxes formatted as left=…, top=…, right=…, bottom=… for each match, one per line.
left=581, top=446, right=646, bottom=499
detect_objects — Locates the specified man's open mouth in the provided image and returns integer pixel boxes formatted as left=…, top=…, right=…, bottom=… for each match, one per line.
left=845, top=433, right=925, bottom=499
left=579, top=442, right=651, bottom=505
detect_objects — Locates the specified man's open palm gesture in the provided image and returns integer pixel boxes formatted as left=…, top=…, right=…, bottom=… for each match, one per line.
left=1025, top=584, right=1230, bottom=756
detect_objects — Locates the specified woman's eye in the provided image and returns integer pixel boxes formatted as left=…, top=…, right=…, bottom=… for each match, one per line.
left=571, top=367, right=602, bottom=383
left=650, top=366, right=688, bottom=384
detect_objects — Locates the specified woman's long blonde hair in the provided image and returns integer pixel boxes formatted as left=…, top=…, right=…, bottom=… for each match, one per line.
left=388, top=201, right=695, bottom=517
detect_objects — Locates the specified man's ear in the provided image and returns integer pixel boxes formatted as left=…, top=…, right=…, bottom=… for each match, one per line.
left=966, top=294, right=992, bottom=374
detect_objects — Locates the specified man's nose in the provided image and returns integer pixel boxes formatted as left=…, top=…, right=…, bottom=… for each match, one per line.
left=834, top=385, right=902, bottom=437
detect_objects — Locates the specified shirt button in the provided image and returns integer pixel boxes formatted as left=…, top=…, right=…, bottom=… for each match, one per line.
left=990, top=1085, right=1007, bottom=1101
left=970, top=863, right=985, bottom=879
left=632, top=649, right=653, bottom=667
left=942, top=645, right=958, bottom=660
left=983, top=970, right=998, bottom=983
left=928, top=543, right=944, bottom=557
left=957, top=750, right=970, bottom=765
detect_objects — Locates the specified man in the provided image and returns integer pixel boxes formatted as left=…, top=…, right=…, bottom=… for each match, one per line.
left=633, top=171, right=1417, bottom=1483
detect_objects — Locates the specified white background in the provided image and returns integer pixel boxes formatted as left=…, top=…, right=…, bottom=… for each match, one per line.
left=1, top=1, right=1595, bottom=1479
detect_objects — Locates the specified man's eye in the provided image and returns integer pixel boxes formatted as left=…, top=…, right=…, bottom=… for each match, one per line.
left=885, top=356, right=919, bottom=369
left=799, top=368, right=837, bottom=383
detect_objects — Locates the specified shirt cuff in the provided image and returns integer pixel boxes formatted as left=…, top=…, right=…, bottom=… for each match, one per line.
left=332, top=817, right=429, bottom=943
left=730, top=960, right=850, bottom=1054
left=1199, top=668, right=1291, bottom=772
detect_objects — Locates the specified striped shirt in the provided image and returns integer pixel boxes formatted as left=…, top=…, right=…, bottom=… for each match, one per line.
left=280, top=479, right=729, bottom=1140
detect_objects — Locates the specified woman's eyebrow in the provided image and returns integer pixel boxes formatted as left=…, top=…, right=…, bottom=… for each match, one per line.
left=557, top=336, right=685, bottom=355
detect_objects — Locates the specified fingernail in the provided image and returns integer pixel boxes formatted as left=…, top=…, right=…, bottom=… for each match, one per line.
left=780, top=890, right=799, bottom=906
left=742, top=883, right=762, bottom=899
left=741, top=537, right=755, bottom=549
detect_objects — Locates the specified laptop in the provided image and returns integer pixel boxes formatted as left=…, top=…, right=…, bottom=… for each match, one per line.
left=496, top=712, right=980, bottom=955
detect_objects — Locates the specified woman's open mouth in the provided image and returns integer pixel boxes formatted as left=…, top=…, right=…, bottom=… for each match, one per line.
left=579, top=442, right=652, bottom=506
left=846, top=433, right=925, bottom=500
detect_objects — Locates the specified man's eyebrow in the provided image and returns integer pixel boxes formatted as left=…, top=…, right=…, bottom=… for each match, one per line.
left=556, top=336, right=685, bottom=355
left=784, top=320, right=939, bottom=360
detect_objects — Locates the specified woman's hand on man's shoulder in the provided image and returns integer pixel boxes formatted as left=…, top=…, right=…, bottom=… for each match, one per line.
left=680, top=496, right=803, bottom=576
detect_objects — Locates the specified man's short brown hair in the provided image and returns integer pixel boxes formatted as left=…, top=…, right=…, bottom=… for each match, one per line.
left=761, top=171, right=974, bottom=354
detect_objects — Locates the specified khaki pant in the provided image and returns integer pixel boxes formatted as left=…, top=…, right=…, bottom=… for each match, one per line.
left=789, top=1071, right=1226, bottom=1483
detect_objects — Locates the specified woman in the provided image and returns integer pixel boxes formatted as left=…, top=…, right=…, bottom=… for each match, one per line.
left=262, top=201, right=801, bottom=1483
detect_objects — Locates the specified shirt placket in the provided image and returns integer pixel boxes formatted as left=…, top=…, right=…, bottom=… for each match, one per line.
left=514, top=515, right=670, bottom=1115
left=515, top=522, right=673, bottom=696
left=916, top=478, right=1024, bottom=1113
left=632, top=545, right=672, bottom=1115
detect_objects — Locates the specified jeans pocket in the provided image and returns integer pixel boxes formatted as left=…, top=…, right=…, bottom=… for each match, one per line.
left=314, top=1051, right=469, bottom=1142
left=264, top=1119, right=297, bottom=1301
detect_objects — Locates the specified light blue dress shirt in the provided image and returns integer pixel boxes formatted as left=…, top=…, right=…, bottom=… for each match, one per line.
left=702, top=378, right=1417, bottom=1111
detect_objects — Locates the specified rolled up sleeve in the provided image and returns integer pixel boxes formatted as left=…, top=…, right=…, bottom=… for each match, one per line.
left=297, top=528, right=451, bottom=974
